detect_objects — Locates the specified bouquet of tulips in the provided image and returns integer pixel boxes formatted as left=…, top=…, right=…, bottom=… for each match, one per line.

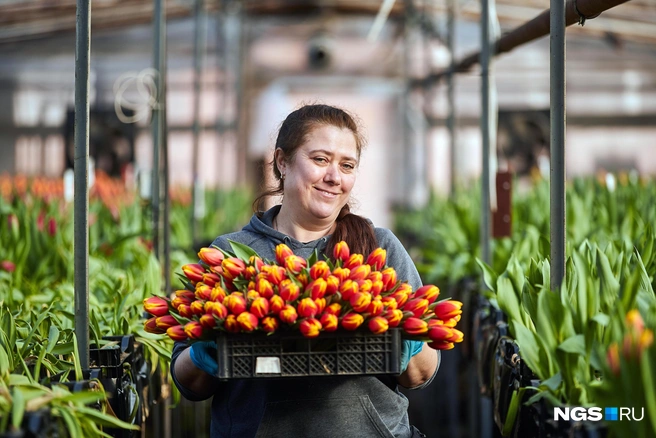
left=143, top=241, right=464, bottom=351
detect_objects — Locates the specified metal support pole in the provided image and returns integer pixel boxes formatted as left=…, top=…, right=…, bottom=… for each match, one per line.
left=550, top=0, right=566, bottom=289
left=151, top=0, right=165, bottom=260
left=191, top=0, right=205, bottom=247
left=447, top=0, right=456, bottom=198
left=162, top=43, right=171, bottom=296
left=74, top=0, right=91, bottom=371
left=480, top=0, right=491, bottom=266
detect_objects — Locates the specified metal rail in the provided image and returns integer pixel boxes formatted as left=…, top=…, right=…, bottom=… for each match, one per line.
left=73, top=0, right=91, bottom=370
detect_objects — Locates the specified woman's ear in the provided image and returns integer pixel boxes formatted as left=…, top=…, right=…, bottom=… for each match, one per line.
left=274, top=149, right=286, bottom=178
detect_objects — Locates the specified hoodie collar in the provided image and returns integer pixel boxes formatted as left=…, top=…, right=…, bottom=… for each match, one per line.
left=244, top=204, right=331, bottom=249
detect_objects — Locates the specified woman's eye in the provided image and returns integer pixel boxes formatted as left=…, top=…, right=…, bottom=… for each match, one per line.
left=313, top=157, right=327, bottom=164
left=342, top=163, right=355, bottom=171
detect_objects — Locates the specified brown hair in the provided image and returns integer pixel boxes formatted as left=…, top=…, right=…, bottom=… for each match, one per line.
left=253, top=104, right=378, bottom=257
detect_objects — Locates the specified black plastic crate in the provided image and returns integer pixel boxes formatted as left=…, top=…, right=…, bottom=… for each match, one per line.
left=215, top=328, right=401, bottom=380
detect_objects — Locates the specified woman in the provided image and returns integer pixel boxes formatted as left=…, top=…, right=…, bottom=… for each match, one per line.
left=171, top=104, right=439, bottom=438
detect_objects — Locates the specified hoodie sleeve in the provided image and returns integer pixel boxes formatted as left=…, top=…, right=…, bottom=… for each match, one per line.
left=374, top=228, right=423, bottom=290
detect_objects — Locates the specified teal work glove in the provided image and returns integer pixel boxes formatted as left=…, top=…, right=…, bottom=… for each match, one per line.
left=400, top=340, right=424, bottom=373
left=189, top=341, right=218, bottom=376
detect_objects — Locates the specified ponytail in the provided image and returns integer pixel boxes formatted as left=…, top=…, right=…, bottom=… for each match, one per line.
left=327, top=204, right=378, bottom=259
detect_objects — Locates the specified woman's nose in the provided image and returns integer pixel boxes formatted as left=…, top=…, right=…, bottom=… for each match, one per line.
left=324, top=164, right=341, bottom=185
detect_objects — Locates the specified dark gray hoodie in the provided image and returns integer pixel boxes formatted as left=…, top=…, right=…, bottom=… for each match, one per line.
left=171, top=206, right=430, bottom=438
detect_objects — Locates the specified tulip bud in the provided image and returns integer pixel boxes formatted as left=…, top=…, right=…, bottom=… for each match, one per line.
left=325, top=303, right=342, bottom=317
left=184, top=321, right=204, bottom=339
left=224, top=314, right=240, bottom=333
left=384, top=309, right=404, bottom=327
left=333, top=241, right=350, bottom=262
left=314, top=297, right=326, bottom=314
left=171, top=295, right=191, bottom=310
left=155, top=315, right=178, bottom=330
left=0, top=260, right=16, bottom=273
left=261, top=265, right=286, bottom=286
left=269, top=295, right=285, bottom=314
left=262, top=316, right=279, bottom=333
left=279, top=279, right=300, bottom=302
left=237, top=312, right=259, bottom=332
left=326, top=275, right=340, bottom=295
left=200, top=314, right=217, bottom=329
left=626, top=309, right=645, bottom=333
left=202, top=273, right=221, bottom=288
left=427, top=326, right=453, bottom=343
left=275, top=243, right=294, bottom=265
left=256, top=278, right=274, bottom=299
left=381, top=268, right=398, bottom=291
left=371, top=280, right=383, bottom=297
left=607, top=343, right=620, bottom=376
left=190, top=300, right=205, bottom=316
left=357, top=279, right=373, bottom=294
left=341, top=313, right=364, bottom=331
left=285, top=255, right=307, bottom=275
left=244, top=266, right=257, bottom=281
left=198, top=247, right=225, bottom=266
left=403, top=298, right=429, bottom=318
left=349, top=265, right=371, bottom=282
left=344, top=254, right=364, bottom=270
left=176, top=289, right=196, bottom=300
left=144, top=317, right=164, bottom=334
left=366, top=248, right=387, bottom=271
left=249, top=256, right=265, bottom=272
left=427, top=340, right=454, bottom=350
left=443, top=315, right=461, bottom=327
left=247, top=290, right=260, bottom=301
left=195, top=284, right=212, bottom=301
left=307, top=278, right=327, bottom=300
left=210, top=286, right=227, bottom=303
left=350, top=292, right=372, bottom=313
left=368, top=298, right=384, bottom=316
left=178, top=304, right=193, bottom=318
left=332, top=267, right=351, bottom=282
left=209, top=302, right=228, bottom=319
left=250, top=297, right=270, bottom=319
left=182, top=263, right=205, bottom=283
left=47, top=218, right=57, bottom=237
left=297, top=297, right=319, bottom=318
left=296, top=272, right=310, bottom=288
left=368, top=270, right=382, bottom=282
left=433, top=300, right=463, bottom=321
left=320, top=313, right=339, bottom=331
left=222, top=257, right=247, bottom=280
left=415, top=285, right=440, bottom=304
left=339, top=280, right=359, bottom=301
left=368, top=316, right=389, bottom=335
left=403, top=317, right=428, bottom=335
left=381, top=296, right=398, bottom=310
left=224, top=293, right=247, bottom=315
left=310, top=261, right=331, bottom=280
left=7, top=214, right=18, bottom=237
left=143, top=296, right=170, bottom=317
left=166, top=325, right=187, bottom=341
left=279, top=305, right=298, bottom=324
left=390, top=291, right=409, bottom=308
left=300, top=318, right=322, bottom=338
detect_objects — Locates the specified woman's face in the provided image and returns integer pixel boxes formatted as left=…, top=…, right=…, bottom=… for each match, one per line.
left=278, top=124, right=359, bottom=224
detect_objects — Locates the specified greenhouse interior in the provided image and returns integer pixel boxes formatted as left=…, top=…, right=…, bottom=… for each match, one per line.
left=1, top=0, right=655, bottom=437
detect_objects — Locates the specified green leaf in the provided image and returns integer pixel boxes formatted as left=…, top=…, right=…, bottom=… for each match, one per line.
left=514, top=324, right=544, bottom=377
left=72, top=333, right=83, bottom=382
left=228, top=240, right=260, bottom=261
left=591, top=313, right=610, bottom=327
left=540, top=372, right=562, bottom=392
left=502, top=388, right=527, bottom=437
left=497, top=277, right=523, bottom=325
left=558, top=334, right=586, bottom=356
left=75, top=405, right=140, bottom=430
left=11, top=387, right=25, bottom=429
left=641, top=350, right=656, bottom=436
left=307, top=249, right=319, bottom=267
left=46, top=325, right=60, bottom=354
left=476, top=258, right=498, bottom=292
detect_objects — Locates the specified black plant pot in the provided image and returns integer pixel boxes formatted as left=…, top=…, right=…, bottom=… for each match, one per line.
left=492, top=336, right=521, bottom=432
left=474, top=296, right=507, bottom=397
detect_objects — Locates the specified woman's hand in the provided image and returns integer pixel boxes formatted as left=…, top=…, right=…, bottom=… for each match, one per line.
left=397, top=343, right=439, bottom=389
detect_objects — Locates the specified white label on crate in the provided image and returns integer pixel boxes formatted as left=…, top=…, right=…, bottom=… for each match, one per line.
left=255, top=357, right=281, bottom=374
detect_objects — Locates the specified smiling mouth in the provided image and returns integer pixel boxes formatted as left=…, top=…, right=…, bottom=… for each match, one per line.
left=315, top=188, right=339, bottom=197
